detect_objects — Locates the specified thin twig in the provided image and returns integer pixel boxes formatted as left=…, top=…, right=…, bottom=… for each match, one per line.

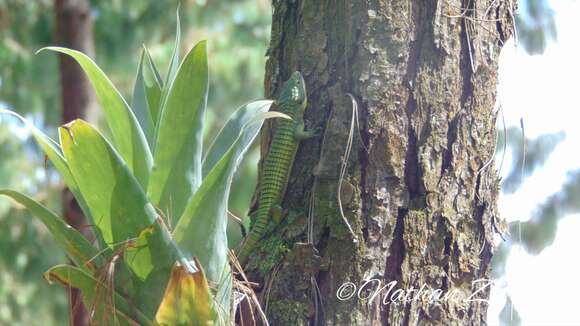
left=229, top=251, right=269, bottom=326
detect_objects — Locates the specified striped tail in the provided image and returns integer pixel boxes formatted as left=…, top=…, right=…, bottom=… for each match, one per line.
left=237, top=186, right=276, bottom=263
left=238, top=204, right=270, bottom=261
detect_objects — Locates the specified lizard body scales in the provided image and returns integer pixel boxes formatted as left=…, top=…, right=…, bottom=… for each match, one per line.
left=238, top=71, right=315, bottom=264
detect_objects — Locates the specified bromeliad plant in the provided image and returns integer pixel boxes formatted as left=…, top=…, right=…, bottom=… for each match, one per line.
left=0, top=20, right=281, bottom=325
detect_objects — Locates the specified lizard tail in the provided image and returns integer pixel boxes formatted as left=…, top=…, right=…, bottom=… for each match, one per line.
left=237, top=208, right=269, bottom=264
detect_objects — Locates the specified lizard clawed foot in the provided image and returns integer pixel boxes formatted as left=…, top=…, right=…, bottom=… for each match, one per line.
left=295, top=126, right=322, bottom=140
left=310, top=126, right=323, bottom=138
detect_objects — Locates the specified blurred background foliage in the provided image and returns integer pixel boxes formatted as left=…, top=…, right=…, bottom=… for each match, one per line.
left=0, top=0, right=563, bottom=325
left=515, top=0, right=557, bottom=55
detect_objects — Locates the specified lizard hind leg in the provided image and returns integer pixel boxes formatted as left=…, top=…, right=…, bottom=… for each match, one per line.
left=240, top=210, right=257, bottom=238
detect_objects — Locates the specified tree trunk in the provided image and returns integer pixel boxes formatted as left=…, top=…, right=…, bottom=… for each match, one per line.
left=54, top=0, right=95, bottom=324
left=246, top=1, right=515, bottom=325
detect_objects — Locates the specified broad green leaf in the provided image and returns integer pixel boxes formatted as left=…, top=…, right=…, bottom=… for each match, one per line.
left=173, top=111, right=278, bottom=319
left=0, top=190, right=102, bottom=274
left=173, top=146, right=234, bottom=320
left=45, top=265, right=152, bottom=325
left=155, top=261, right=214, bottom=325
left=0, top=109, right=92, bottom=221
left=59, top=119, right=188, bottom=314
left=148, top=41, right=208, bottom=225
left=59, top=120, right=156, bottom=246
left=202, top=100, right=273, bottom=177
left=39, top=47, right=153, bottom=188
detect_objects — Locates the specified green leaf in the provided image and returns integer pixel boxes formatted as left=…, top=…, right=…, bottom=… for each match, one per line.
left=38, top=47, right=153, bottom=188
left=131, top=47, right=164, bottom=148
left=173, top=110, right=277, bottom=319
left=142, top=46, right=163, bottom=125
left=58, top=119, right=188, bottom=314
left=0, top=190, right=102, bottom=275
left=202, top=100, right=273, bottom=177
left=59, top=120, right=155, bottom=246
left=131, top=50, right=156, bottom=146
left=143, top=45, right=164, bottom=89
left=164, top=9, right=181, bottom=91
left=148, top=41, right=209, bottom=224
left=45, top=264, right=152, bottom=325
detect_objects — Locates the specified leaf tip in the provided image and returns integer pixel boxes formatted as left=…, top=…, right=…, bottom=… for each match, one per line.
left=35, top=46, right=63, bottom=56
left=197, top=40, right=208, bottom=51
left=35, top=47, right=53, bottom=56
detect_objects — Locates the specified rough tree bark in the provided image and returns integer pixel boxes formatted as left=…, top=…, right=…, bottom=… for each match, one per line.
left=54, top=0, right=95, bottom=324
left=245, top=1, right=514, bottom=325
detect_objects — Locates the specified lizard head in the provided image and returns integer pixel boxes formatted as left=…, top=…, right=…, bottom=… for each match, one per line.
left=278, top=71, right=307, bottom=112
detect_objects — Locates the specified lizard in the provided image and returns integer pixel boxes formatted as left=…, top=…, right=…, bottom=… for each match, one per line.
left=237, top=71, right=317, bottom=264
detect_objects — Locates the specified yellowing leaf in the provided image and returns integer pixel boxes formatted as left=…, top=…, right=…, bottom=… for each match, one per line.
left=155, top=260, right=214, bottom=326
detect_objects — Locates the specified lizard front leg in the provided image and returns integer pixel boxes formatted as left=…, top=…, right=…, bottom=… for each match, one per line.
left=294, top=119, right=320, bottom=140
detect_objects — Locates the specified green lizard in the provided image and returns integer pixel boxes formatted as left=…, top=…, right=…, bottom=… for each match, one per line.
left=237, top=71, right=317, bottom=264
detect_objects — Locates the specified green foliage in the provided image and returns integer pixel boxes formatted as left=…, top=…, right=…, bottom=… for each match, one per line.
left=40, top=47, right=154, bottom=188
left=148, top=40, right=208, bottom=222
left=0, top=109, right=93, bottom=224
left=0, top=190, right=101, bottom=274
left=0, top=2, right=271, bottom=323
left=174, top=100, right=277, bottom=310
left=132, top=47, right=163, bottom=145
left=1, top=18, right=275, bottom=324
